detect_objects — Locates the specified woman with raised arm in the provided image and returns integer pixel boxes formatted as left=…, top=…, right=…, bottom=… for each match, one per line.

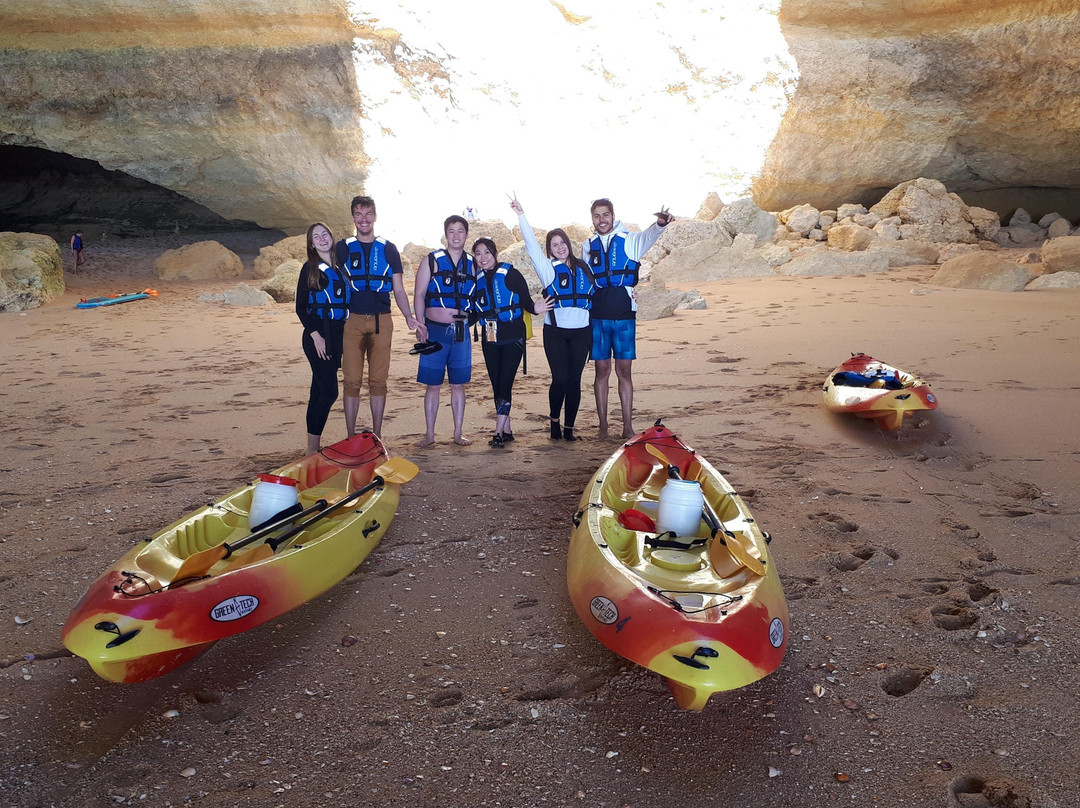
left=510, top=197, right=595, bottom=442
left=295, top=222, right=350, bottom=454
left=472, top=237, right=551, bottom=448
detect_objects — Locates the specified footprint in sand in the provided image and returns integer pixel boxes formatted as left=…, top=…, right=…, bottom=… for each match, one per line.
left=930, top=602, right=979, bottom=631
left=947, top=776, right=1059, bottom=808
left=880, top=665, right=933, bottom=697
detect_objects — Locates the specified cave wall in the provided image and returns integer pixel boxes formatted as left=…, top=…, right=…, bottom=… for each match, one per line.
left=754, top=0, right=1080, bottom=218
left=0, top=0, right=367, bottom=234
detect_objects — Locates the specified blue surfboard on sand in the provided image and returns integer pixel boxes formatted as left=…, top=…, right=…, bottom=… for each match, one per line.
left=77, top=290, right=157, bottom=309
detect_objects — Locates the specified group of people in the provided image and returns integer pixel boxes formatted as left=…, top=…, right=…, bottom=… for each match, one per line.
left=295, top=194, right=673, bottom=453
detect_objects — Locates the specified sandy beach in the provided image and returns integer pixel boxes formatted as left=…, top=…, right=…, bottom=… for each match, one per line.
left=1, top=236, right=1077, bottom=807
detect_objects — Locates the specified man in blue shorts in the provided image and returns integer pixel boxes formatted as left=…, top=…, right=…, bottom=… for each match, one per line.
left=582, top=198, right=673, bottom=439
left=412, top=215, right=476, bottom=447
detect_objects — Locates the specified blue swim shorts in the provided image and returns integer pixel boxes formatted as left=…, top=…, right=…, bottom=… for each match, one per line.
left=591, top=318, right=636, bottom=361
left=417, top=320, right=473, bottom=385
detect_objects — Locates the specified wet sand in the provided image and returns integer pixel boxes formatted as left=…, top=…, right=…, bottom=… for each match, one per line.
left=1, top=237, right=1077, bottom=807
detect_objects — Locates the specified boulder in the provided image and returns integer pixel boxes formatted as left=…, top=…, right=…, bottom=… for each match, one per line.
left=836, top=203, right=867, bottom=220
left=1000, top=223, right=1045, bottom=246
left=1040, top=236, right=1080, bottom=273
left=401, top=242, right=435, bottom=273
left=636, top=281, right=704, bottom=321
left=1038, top=212, right=1064, bottom=228
left=695, top=192, right=725, bottom=222
left=1009, top=208, right=1033, bottom=226
left=936, top=243, right=991, bottom=264
left=651, top=237, right=775, bottom=282
left=1027, top=271, right=1080, bottom=289
left=827, top=223, right=875, bottom=251
left=776, top=248, right=891, bottom=277
left=1046, top=218, right=1073, bottom=239
left=0, top=232, right=64, bottom=312
left=899, top=223, right=977, bottom=244
left=647, top=218, right=726, bottom=263
left=715, top=198, right=778, bottom=244
left=930, top=252, right=1034, bottom=291
left=198, top=283, right=275, bottom=307
left=873, top=219, right=901, bottom=241
left=868, top=240, right=940, bottom=267
left=967, top=207, right=1002, bottom=241
left=253, top=235, right=307, bottom=279
left=461, top=220, right=514, bottom=251
left=260, top=259, right=303, bottom=303
left=154, top=240, right=244, bottom=280
left=779, top=203, right=820, bottom=236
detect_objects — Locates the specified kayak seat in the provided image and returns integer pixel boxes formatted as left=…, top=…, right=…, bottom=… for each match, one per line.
left=600, top=514, right=642, bottom=566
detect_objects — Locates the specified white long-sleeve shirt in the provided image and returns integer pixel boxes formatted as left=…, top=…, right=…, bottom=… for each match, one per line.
left=518, top=212, right=591, bottom=329
left=581, top=221, right=664, bottom=316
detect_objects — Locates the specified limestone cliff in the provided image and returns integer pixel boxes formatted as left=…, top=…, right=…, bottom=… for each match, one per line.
left=0, top=0, right=368, bottom=233
left=755, top=0, right=1080, bottom=217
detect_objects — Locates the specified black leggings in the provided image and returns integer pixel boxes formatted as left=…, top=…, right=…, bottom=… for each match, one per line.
left=543, top=324, right=592, bottom=428
left=301, top=320, right=345, bottom=436
left=482, top=339, right=524, bottom=415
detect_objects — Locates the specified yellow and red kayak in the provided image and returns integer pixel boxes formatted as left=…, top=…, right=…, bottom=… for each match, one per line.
left=62, top=433, right=409, bottom=683
left=822, top=353, right=938, bottom=430
left=567, top=423, right=788, bottom=710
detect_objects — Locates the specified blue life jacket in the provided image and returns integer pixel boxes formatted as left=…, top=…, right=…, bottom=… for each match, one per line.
left=425, top=250, right=476, bottom=311
left=475, top=263, right=522, bottom=323
left=342, top=237, right=393, bottom=293
left=306, top=262, right=350, bottom=320
left=588, top=232, right=639, bottom=288
left=72, top=235, right=83, bottom=250
left=545, top=260, right=593, bottom=310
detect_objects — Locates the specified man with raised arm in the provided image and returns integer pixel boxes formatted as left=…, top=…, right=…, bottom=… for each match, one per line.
left=583, top=198, right=673, bottom=439
left=337, top=195, right=421, bottom=438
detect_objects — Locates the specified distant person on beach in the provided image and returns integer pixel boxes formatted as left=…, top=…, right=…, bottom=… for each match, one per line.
left=295, top=222, right=349, bottom=455
left=464, top=206, right=478, bottom=221
left=583, top=198, right=673, bottom=439
left=412, top=215, right=476, bottom=447
left=472, top=237, right=551, bottom=448
left=336, top=195, right=420, bottom=439
left=511, top=196, right=595, bottom=442
left=70, top=231, right=85, bottom=274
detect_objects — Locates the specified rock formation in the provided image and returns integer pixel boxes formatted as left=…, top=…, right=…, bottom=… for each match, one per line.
left=754, top=1, right=1080, bottom=220
left=154, top=241, right=244, bottom=280
left=0, top=232, right=64, bottom=311
left=0, top=0, right=368, bottom=235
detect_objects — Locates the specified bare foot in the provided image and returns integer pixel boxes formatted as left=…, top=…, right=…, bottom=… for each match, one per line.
left=415, top=437, right=436, bottom=448
left=453, top=436, right=472, bottom=446
left=621, top=426, right=636, bottom=439
left=597, top=424, right=609, bottom=440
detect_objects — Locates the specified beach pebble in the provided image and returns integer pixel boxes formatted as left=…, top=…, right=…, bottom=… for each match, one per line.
left=14, top=616, right=31, bottom=625
left=342, top=635, right=358, bottom=647
left=179, top=767, right=196, bottom=778
left=768, top=766, right=781, bottom=778
left=163, top=709, right=180, bottom=719
left=834, top=772, right=850, bottom=782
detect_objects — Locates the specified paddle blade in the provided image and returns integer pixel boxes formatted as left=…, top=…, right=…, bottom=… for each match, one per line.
left=724, top=531, right=766, bottom=576
left=144, top=289, right=159, bottom=296
left=375, top=456, right=419, bottom=484
left=173, top=544, right=228, bottom=583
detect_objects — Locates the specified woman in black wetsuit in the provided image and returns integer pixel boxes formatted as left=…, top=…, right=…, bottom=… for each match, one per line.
left=294, top=222, right=350, bottom=454
left=472, top=237, right=551, bottom=448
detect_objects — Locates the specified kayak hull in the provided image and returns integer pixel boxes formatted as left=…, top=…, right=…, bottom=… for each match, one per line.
left=567, top=424, right=788, bottom=710
left=822, top=353, right=938, bottom=430
left=77, top=292, right=150, bottom=308
left=62, top=433, right=400, bottom=683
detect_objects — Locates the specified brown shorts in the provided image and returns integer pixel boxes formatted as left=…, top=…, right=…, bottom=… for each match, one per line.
left=342, top=314, right=393, bottom=397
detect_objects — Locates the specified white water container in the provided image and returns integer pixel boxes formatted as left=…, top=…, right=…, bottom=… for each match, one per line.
left=655, top=479, right=705, bottom=537
left=249, top=473, right=300, bottom=530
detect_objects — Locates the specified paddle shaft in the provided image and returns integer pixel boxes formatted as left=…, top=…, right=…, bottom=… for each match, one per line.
left=263, top=475, right=386, bottom=553
left=222, top=499, right=328, bottom=557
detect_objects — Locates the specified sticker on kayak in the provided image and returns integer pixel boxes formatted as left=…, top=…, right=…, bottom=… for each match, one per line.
left=769, top=617, right=785, bottom=648
left=211, top=595, right=260, bottom=622
left=590, top=596, right=619, bottom=625
left=927, top=393, right=936, bottom=403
